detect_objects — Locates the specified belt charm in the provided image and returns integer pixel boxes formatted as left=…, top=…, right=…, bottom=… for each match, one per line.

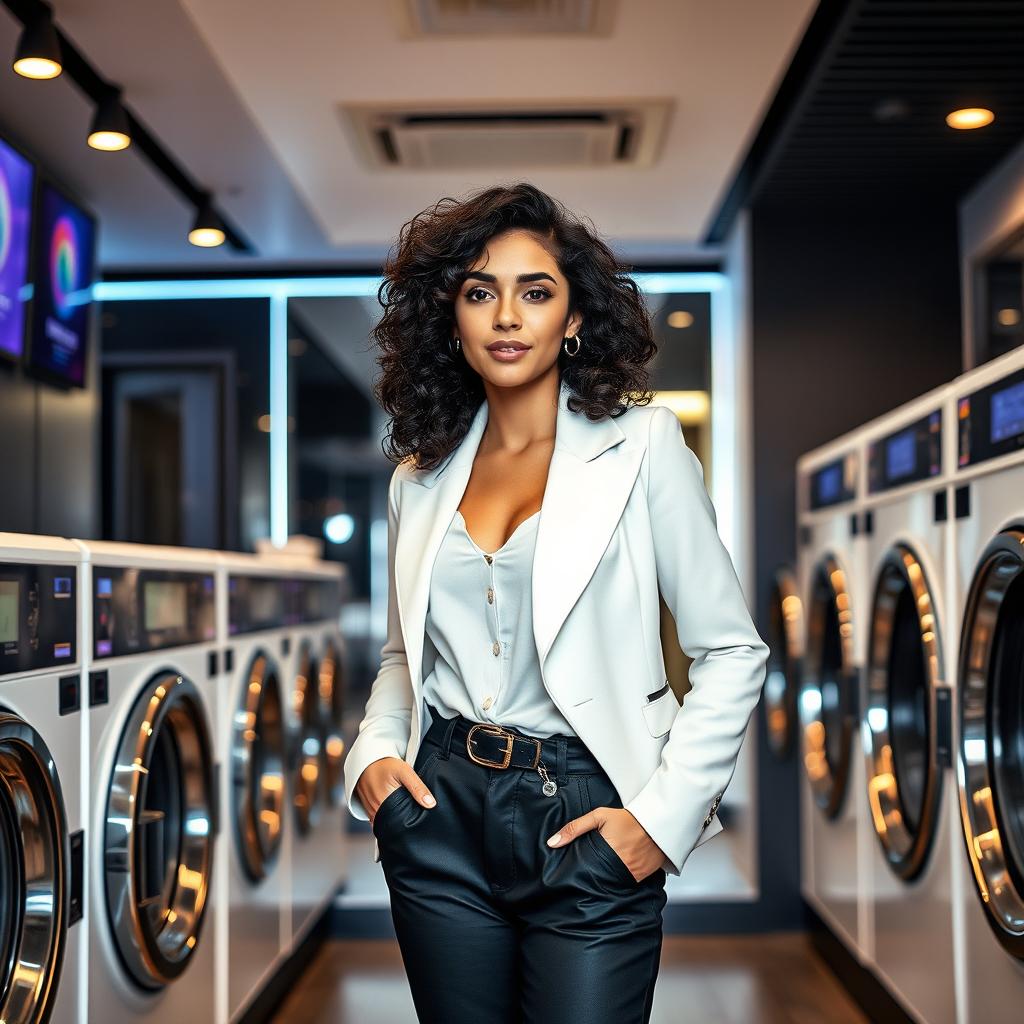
left=537, top=760, right=558, bottom=796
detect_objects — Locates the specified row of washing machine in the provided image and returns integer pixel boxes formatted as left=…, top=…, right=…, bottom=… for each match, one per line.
left=0, top=536, right=349, bottom=1024
left=768, top=344, right=1024, bottom=1022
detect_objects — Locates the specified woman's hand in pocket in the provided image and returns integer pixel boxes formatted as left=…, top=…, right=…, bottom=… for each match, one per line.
left=356, top=756, right=437, bottom=825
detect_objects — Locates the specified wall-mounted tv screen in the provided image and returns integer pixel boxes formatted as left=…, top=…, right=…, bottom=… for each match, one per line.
left=27, top=179, right=96, bottom=388
left=0, top=136, right=35, bottom=363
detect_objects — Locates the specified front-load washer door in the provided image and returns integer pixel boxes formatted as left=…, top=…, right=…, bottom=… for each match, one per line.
left=317, top=640, right=346, bottom=807
left=764, top=566, right=803, bottom=760
left=0, top=712, right=68, bottom=1024
left=958, top=527, right=1024, bottom=960
left=800, top=552, right=858, bottom=819
left=865, top=543, right=949, bottom=880
left=291, top=644, right=322, bottom=835
left=233, top=652, right=285, bottom=881
left=105, top=671, right=216, bottom=990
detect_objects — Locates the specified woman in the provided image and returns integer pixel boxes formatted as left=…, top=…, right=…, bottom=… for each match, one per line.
left=343, top=182, right=769, bottom=1023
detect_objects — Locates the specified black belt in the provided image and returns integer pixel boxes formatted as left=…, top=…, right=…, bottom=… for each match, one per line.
left=423, top=703, right=604, bottom=775
left=466, top=722, right=542, bottom=769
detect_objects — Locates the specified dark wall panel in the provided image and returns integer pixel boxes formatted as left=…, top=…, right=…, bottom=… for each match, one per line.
left=747, top=201, right=963, bottom=929
left=0, top=324, right=98, bottom=540
left=0, top=368, right=37, bottom=533
left=37, top=375, right=99, bottom=538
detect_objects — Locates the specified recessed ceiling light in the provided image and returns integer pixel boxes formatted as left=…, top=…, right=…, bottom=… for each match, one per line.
left=652, top=391, right=709, bottom=424
left=946, top=107, right=994, bottom=130
left=873, top=98, right=911, bottom=123
left=667, top=311, right=694, bottom=329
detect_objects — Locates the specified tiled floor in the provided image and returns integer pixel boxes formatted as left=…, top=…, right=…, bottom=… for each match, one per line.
left=271, top=932, right=868, bottom=1023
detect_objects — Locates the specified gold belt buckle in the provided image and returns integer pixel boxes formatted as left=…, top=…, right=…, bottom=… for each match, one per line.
left=466, top=723, right=516, bottom=769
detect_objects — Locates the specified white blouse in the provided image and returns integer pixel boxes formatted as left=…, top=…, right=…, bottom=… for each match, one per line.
left=420, top=507, right=578, bottom=738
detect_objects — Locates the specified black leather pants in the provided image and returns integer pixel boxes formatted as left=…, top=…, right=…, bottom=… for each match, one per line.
left=373, top=702, right=669, bottom=1024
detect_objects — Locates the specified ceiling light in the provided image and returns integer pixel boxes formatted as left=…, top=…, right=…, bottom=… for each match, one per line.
left=13, top=4, right=62, bottom=79
left=872, top=98, right=911, bottom=123
left=188, top=194, right=226, bottom=248
left=652, top=391, right=710, bottom=425
left=667, top=311, right=694, bottom=329
left=323, top=514, right=355, bottom=545
left=946, top=107, right=994, bottom=130
left=88, top=87, right=131, bottom=151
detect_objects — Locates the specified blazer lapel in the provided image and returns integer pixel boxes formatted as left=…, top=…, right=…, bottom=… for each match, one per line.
left=395, top=380, right=645, bottom=698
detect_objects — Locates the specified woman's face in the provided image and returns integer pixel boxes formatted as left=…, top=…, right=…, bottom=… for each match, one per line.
left=452, top=228, right=582, bottom=388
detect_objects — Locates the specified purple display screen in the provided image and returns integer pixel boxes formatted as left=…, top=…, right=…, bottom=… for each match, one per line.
left=885, top=429, right=916, bottom=481
left=28, top=180, right=96, bottom=387
left=816, top=464, right=841, bottom=503
left=991, top=380, right=1024, bottom=444
left=0, top=137, right=35, bottom=361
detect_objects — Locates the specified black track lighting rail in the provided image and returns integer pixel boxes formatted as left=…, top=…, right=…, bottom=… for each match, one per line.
left=4, top=0, right=255, bottom=254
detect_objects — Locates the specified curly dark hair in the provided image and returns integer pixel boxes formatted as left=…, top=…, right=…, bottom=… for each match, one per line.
left=372, top=181, right=658, bottom=471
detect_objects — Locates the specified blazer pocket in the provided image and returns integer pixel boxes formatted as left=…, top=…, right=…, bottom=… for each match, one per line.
left=641, top=682, right=679, bottom=738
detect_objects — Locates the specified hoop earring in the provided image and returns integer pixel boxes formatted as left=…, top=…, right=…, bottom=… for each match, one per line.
left=563, top=334, right=581, bottom=357
left=450, top=336, right=461, bottom=354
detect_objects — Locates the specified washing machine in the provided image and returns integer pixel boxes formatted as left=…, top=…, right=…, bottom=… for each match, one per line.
left=76, top=540, right=220, bottom=1024
left=0, top=534, right=85, bottom=1024
left=283, top=561, right=347, bottom=949
left=859, top=382, right=959, bottom=1023
left=763, top=564, right=804, bottom=761
left=304, top=563, right=348, bottom=939
left=796, top=430, right=874, bottom=967
left=215, top=553, right=294, bottom=1022
left=948, top=348, right=1024, bottom=1022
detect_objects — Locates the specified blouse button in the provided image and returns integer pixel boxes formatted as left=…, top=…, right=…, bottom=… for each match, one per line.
left=492, top=641, right=500, bottom=656
left=484, top=554, right=493, bottom=565
left=481, top=696, right=493, bottom=710
left=487, top=587, right=494, bottom=604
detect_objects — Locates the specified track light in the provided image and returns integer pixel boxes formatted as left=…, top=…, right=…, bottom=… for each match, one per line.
left=188, top=194, right=226, bottom=248
left=88, top=87, right=131, bottom=151
left=13, top=3, right=62, bottom=80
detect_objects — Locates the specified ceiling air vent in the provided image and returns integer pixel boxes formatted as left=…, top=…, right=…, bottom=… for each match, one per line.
left=398, top=0, right=618, bottom=36
left=343, top=101, right=672, bottom=170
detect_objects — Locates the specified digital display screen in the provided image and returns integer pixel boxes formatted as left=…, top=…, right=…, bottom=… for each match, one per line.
left=0, top=136, right=34, bottom=362
left=991, top=380, right=1024, bottom=444
left=0, top=580, right=18, bottom=644
left=250, top=579, right=283, bottom=622
left=816, top=464, right=841, bottom=504
left=28, top=180, right=96, bottom=388
left=886, top=429, right=916, bottom=480
left=143, top=580, right=188, bottom=632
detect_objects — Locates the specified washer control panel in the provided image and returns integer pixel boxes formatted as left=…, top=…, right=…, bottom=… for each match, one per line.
left=93, top=567, right=215, bottom=659
left=0, top=562, right=76, bottom=673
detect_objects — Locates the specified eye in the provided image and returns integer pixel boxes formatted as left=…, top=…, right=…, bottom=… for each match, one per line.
left=465, top=286, right=491, bottom=302
left=525, top=287, right=551, bottom=300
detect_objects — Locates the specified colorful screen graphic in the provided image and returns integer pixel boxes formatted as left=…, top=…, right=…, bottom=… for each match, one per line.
left=0, top=138, right=35, bottom=361
left=28, top=180, right=96, bottom=387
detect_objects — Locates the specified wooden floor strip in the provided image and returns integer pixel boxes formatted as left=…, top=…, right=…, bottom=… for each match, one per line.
left=271, top=932, right=868, bottom=1023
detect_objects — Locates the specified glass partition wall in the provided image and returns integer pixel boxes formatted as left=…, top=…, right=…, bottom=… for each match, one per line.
left=95, top=271, right=756, bottom=904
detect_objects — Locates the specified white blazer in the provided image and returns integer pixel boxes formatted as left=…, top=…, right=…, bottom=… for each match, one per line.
left=343, top=378, right=769, bottom=876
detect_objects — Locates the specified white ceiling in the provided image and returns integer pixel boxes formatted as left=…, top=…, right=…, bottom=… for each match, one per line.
left=3, top=0, right=818, bottom=271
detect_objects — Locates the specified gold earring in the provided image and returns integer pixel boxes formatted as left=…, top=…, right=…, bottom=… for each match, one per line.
left=563, top=334, right=581, bottom=357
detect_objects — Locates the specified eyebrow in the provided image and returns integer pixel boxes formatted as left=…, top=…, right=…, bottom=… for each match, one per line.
left=463, top=272, right=558, bottom=285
